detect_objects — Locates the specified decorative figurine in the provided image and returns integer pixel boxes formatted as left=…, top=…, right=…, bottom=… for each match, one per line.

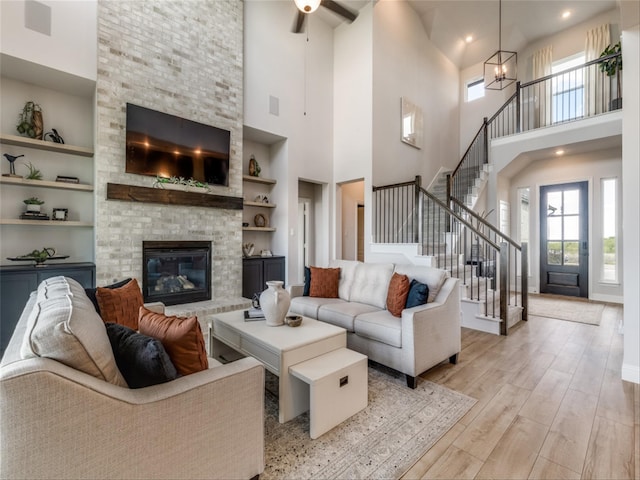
left=2, top=153, right=24, bottom=177
left=248, top=155, right=261, bottom=177
left=16, top=101, right=43, bottom=139
left=44, top=128, right=64, bottom=144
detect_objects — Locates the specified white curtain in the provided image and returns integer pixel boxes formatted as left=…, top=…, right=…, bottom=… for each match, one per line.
left=532, top=45, right=553, bottom=127
left=585, top=24, right=611, bottom=115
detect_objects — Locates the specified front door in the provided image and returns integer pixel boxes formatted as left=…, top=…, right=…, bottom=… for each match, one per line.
left=540, top=181, right=588, bottom=297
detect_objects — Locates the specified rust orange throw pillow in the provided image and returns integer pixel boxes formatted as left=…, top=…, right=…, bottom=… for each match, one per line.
left=138, top=306, right=208, bottom=376
left=96, top=278, right=143, bottom=330
left=386, top=273, right=410, bottom=317
left=309, top=266, right=340, bottom=298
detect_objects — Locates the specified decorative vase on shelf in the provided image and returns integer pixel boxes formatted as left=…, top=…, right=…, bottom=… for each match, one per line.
left=259, top=280, right=290, bottom=327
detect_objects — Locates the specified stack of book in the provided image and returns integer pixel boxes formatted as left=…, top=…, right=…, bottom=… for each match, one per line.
left=20, top=212, right=50, bottom=220
left=244, top=307, right=265, bottom=321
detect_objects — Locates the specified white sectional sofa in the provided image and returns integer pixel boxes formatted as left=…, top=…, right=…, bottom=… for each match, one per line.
left=289, top=260, right=461, bottom=388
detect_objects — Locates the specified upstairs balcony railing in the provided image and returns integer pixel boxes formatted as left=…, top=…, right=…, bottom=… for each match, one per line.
left=450, top=51, right=622, bottom=207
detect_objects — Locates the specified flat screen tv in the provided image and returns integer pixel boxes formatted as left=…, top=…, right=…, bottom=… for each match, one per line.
left=125, top=103, right=230, bottom=187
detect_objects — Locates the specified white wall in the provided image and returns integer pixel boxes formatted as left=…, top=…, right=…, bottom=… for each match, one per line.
left=0, top=0, right=96, bottom=82
left=244, top=0, right=335, bottom=282
left=508, top=149, right=623, bottom=301
left=340, top=180, right=364, bottom=260
left=372, top=0, right=459, bottom=188
left=621, top=21, right=640, bottom=383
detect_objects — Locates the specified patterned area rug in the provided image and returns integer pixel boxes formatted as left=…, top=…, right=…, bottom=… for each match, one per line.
left=263, top=364, right=475, bottom=480
left=528, top=294, right=605, bottom=325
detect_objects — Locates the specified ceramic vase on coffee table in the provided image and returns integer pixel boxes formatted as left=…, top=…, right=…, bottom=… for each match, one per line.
left=260, top=280, right=290, bottom=326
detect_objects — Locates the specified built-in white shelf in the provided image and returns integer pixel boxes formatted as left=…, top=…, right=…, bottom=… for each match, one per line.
left=242, top=226, right=276, bottom=232
left=243, top=201, right=276, bottom=208
left=0, top=219, right=93, bottom=227
left=0, top=176, right=93, bottom=191
left=242, top=175, right=276, bottom=185
left=0, top=133, right=93, bottom=157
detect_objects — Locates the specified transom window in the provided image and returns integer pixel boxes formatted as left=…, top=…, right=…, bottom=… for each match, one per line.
left=466, top=78, right=485, bottom=102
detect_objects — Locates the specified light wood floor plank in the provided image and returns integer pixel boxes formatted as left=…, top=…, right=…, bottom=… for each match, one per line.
left=596, top=367, right=636, bottom=427
left=510, top=351, right=556, bottom=390
left=421, top=445, right=483, bottom=480
left=452, top=383, right=531, bottom=460
left=401, top=423, right=465, bottom=479
left=582, top=415, right=635, bottom=479
left=528, top=457, right=581, bottom=480
left=519, top=368, right=573, bottom=426
left=475, top=415, right=548, bottom=479
left=538, top=388, right=599, bottom=473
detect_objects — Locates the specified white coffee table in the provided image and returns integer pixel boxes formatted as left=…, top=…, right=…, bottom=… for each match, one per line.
left=208, top=310, right=347, bottom=423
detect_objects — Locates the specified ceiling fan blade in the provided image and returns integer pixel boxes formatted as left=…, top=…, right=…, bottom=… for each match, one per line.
left=321, top=0, right=358, bottom=22
left=293, top=10, right=306, bottom=33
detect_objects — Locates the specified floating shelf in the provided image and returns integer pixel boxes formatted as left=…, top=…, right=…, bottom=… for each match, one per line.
left=0, top=133, right=94, bottom=157
left=0, top=176, right=93, bottom=191
left=243, top=201, right=276, bottom=208
left=242, top=175, right=276, bottom=185
left=106, top=183, right=243, bottom=210
left=0, top=219, right=93, bottom=227
left=242, top=227, right=276, bottom=232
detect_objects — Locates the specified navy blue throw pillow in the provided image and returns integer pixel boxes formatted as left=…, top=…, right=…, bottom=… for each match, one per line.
left=85, top=278, right=132, bottom=314
left=303, top=266, right=311, bottom=296
left=405, top=279, right=429, bottom=308
left=105, top=322, right=178, bottom=389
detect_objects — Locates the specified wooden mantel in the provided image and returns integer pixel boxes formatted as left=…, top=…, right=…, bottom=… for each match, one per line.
left=106, top=183, right=243, bottom=210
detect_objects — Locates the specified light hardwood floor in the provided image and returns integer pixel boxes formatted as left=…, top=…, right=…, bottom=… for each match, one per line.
left=402, top=304, right=639, bottom=480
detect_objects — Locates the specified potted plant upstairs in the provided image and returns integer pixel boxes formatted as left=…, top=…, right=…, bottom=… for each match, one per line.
left=599, top=41, right=622, bottom=110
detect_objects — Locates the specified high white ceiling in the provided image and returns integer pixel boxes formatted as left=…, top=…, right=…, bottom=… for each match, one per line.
left=407, top=0, right=617, bottom=69
left=315, top=0, right=618, bottom=70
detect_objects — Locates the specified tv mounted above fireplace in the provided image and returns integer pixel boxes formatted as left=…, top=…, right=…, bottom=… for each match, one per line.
left=125, top=103, right=230, bottom=187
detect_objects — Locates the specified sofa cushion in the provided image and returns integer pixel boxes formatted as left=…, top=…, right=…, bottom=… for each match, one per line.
left=20, top=284, right=128, bottom=387
left=354, top=310, right=402, bottom=348
left=96, top=278, right=143, bottom=330
left=36, top=275, right=75, bottom=301
left=290, top=296, right=345, bottom=319
left=349, top=263, right=395, bottom=309
left=105, top=322, right=178, bottom=388
left=85, top=277, right=132, bottom=314
left=329, top=259, right=360, bottom=301
left=393, top=265, right=448, bottom=303
left=317, top=301, right=380, bottom=332
left=386, top=273, right=410, bottom=317
left=405, top=279, right=430, bottom=308
left=138, top=306, right=208, bottom=376
left=309, top=267, right=340, bottom=298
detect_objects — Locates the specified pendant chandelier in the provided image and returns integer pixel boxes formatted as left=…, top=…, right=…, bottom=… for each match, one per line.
left=484, top=0, right=517, bottom=90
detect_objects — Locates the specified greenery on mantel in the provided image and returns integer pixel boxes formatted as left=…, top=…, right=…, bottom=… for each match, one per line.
left=153, top=175, right=211, bottom=192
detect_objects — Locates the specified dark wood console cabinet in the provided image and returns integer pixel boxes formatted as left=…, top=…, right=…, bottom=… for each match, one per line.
left=242, top=256, right=285, bottom=299
left=0, top=263, right=95, bottom=355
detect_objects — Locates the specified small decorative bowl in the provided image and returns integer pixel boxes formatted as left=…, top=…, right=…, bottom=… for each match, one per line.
left=285, top=315, right=302, bottom=327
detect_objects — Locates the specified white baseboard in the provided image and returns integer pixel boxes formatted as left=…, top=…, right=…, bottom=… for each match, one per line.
left=590, top=293, right=623, bottom=304
left=621, top=363, right=640, bottom=384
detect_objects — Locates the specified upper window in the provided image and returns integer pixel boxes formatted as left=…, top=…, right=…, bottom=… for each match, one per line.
left=551, top=53, right=585, bottom=123
left=466, top=78, right=485, bottom=102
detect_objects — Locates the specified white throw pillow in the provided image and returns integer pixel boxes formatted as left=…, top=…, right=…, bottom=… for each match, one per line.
left=348, top=263, right=395, bottom=309
left=21, top=278, right=127, bottom=387
left=329, top=259, right=360, bottom=301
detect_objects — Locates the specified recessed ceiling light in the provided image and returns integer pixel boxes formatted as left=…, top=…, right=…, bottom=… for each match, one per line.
left=555, top=149, right=565, bottom=155
left=562, top=10, right=571, bottom=19
left=465, top=35, right=473, bottom=43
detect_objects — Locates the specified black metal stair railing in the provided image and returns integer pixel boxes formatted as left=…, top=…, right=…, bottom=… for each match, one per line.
left=373, top=176, right=527, bottom=335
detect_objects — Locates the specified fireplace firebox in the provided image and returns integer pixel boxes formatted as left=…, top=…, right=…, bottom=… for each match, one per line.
left=142, top=241, right=211, bottom=306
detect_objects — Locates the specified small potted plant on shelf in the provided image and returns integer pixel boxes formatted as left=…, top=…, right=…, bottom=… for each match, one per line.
left=599, top=41, right=623, bottom=110
left=23, top=197, right=45, bottom=212
left=23, top=161, right=43, bottom=180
